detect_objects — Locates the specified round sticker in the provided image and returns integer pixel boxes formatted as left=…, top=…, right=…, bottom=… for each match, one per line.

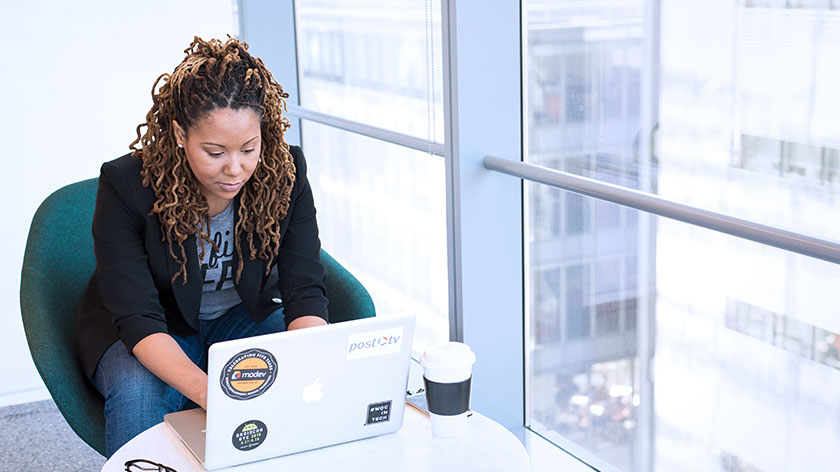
left=232, top=420, right=268, bottom=451
left=220, top=348, right=278, bottom=400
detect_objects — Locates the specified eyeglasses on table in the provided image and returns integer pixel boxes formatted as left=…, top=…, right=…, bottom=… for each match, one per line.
left=124, top=458, right=178, bottom=472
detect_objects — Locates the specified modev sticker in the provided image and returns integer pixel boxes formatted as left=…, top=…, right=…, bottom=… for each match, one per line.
left=220, top=348, right=277, bottom=400
left=232, top=420, right=267, bottom=451
left=346, top=327, right=404, bottom=360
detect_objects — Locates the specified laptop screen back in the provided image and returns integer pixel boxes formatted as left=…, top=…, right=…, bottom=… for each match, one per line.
left=201, top=313, right=415, bottom=470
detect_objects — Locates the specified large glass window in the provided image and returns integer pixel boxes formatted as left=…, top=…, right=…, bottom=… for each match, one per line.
left=301, top=121, right=448, bottom=352
left=526, top=0, right=840, bottom=241
left=295, top=0, right=444, bottom=141
left=529, top=194, right=840, bottom=472
left=526, top=1, right=840, bottom=471
left=291, top=0, right=449, bottom=353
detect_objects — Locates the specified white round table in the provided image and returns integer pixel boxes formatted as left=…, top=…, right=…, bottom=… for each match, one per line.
left=102, top=406, right=530, bottom=471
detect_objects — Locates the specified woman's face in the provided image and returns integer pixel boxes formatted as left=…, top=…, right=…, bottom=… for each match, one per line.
left=173, top=107, right=262, bottom=214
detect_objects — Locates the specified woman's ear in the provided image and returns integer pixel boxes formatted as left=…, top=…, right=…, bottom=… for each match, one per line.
left=172, top=120, right=186, bottom=146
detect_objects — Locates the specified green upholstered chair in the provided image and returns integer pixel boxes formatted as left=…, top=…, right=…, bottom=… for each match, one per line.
left=20, top=177, right=375, bottom=456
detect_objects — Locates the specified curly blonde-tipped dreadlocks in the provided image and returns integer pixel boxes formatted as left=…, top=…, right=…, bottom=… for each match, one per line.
left=129, top=36, right=296, bottom=285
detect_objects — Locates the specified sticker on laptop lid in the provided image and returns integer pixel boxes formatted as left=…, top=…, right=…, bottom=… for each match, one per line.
left=365, top=400, right=392, bottom=425
left=346, top=327, right=404, bottom=360
left=232, top=419, right=267, bottom=451
left=220, top=348, right=277, bottom=400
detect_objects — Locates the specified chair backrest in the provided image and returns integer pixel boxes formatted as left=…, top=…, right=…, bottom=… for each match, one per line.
left=20, top=177, right=375, bottom=456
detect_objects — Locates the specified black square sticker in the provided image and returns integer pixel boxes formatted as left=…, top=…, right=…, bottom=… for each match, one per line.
left=365, top=400, right=392, bottom=425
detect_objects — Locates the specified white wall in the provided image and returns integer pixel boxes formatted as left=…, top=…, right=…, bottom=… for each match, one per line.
left=0, top=0, right=236, bottom=406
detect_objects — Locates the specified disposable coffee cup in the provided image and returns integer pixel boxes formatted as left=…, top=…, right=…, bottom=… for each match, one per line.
left=420, top=342, right=476, bottom=437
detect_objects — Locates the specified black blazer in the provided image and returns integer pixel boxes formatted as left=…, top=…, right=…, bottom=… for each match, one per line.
left=75, top=146, right=328, bottom=379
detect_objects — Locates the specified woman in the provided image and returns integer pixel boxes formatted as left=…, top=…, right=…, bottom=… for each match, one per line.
left=75, top=36, right=328, bottom=456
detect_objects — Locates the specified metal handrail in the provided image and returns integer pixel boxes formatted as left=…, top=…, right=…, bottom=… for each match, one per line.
left=483, top=155, right=840, bottom=266
left=286, top=105, right=446, bottom=156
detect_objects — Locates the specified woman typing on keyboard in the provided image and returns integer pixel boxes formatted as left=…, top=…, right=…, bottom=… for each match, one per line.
left=75, top=36, right=328, bottom=457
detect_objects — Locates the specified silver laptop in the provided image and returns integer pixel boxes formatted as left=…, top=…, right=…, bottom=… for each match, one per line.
left=164, top=313, right=416, bottom=470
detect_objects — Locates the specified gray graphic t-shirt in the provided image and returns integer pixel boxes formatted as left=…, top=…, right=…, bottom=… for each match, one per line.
left=197, top=203, right=242, bottom=320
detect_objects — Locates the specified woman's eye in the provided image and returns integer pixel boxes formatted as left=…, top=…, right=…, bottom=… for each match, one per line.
left=242, top=149, right=256, bottom=154
left=209, top=151, right=224, bottom=157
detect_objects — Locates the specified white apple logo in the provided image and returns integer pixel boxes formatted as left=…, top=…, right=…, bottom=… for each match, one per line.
left=302, top=378, right=324, bottom=403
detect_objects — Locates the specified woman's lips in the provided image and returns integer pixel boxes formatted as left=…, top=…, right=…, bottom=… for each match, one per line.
left=218, top=182, right=243, bottom=192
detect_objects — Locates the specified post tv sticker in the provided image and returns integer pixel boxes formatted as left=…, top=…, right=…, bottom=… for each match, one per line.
left=220, top=348, right=277, bottom=400
left=232, top=420, right=267, bottom=451
left=346, top=327, right=404, bottom=360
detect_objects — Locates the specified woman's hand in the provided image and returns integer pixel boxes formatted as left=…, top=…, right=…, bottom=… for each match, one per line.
left=130, top=316, right=326, bottom=409
left=132, top=332, right=208, bottom=410
left=287, top=315, right=327, bottom=331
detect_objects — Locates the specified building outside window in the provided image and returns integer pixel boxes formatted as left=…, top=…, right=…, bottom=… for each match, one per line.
left=526, top=1, right=840, bottom=471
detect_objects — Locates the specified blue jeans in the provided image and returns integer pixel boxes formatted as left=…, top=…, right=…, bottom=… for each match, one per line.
left=91, top=303, right=286, bottom=457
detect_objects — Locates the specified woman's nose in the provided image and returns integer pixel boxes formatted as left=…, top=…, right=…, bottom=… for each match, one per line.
left=225, top=154, right=243, bottom=175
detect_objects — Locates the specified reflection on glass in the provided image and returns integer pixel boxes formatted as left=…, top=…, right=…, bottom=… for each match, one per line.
left=301, top=120, right=448, bottom=352
left=659, top=1, right=840, bottom=241
left=528, top=184, right=643, bottom=471
left=295, top=0, right=444, bottom=142
left=526, top=1, right=840, bottom=472
left=526, top=0, right=645, bottom=187
left=527, top=0, right=840, bottom=241
left=530, top=194, right=840, bottom=472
